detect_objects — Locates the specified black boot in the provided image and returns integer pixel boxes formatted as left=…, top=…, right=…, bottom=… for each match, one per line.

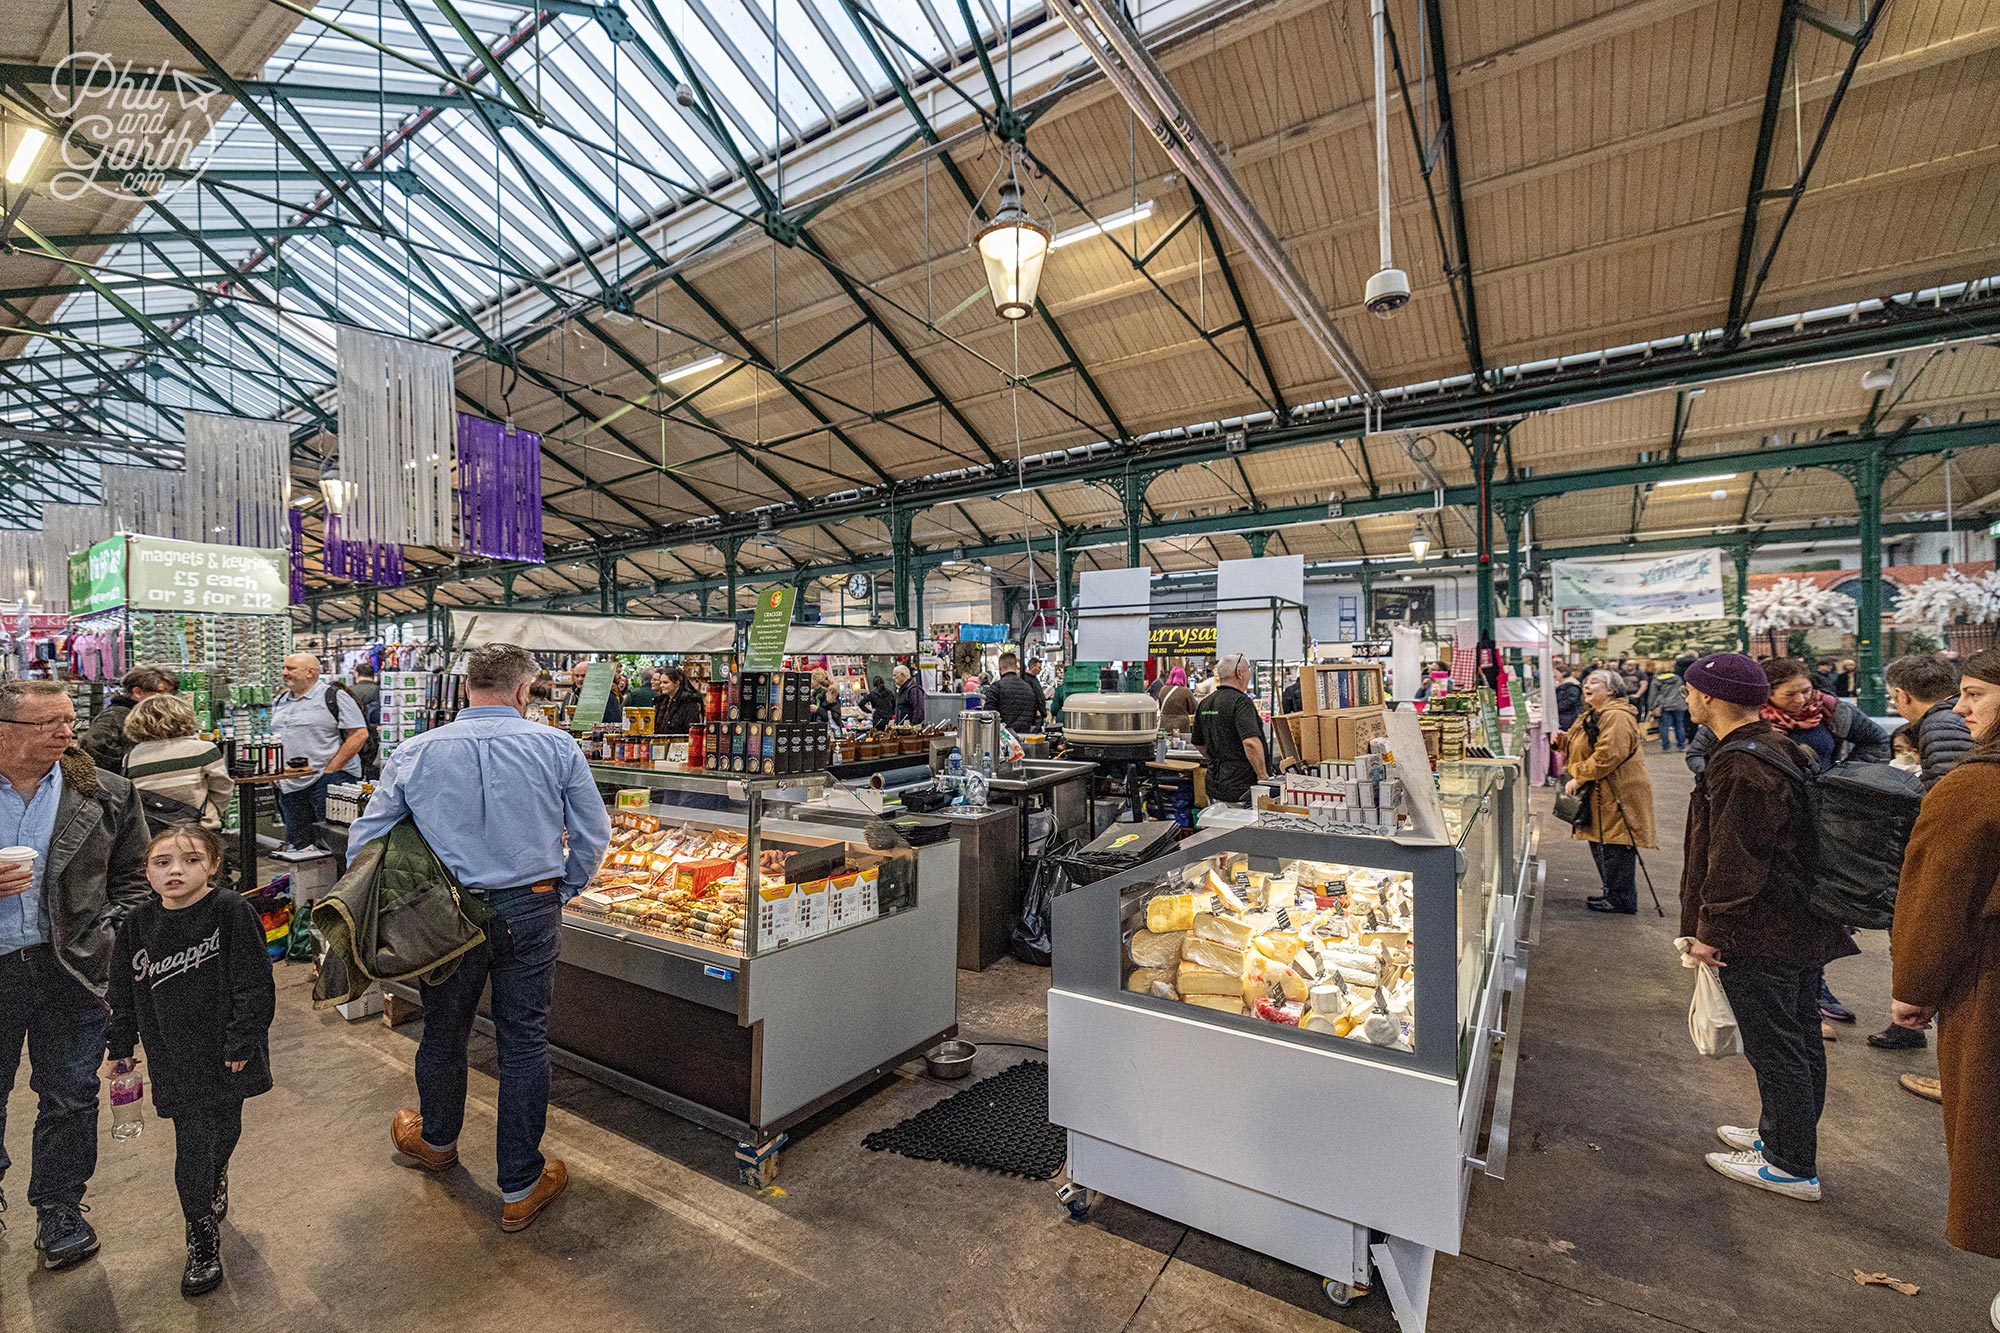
left=181, top=1215, right=223, bottom=1297
left=1866, top=1023, right=1927, bottom=1050
left=212, top=1168, right=228, bottom=1221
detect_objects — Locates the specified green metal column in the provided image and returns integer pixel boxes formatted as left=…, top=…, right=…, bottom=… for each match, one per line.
left=724, top=537, right=743, bottom=639
left=597, top=550, right=614, bottom=613
left=890, top=509, right=916, bottom=628
left=1852, top=448, right=1887, bottom=714
left=1246, top=531, right=1270, bottom=559
left=1733, top=545, right=1753, bottom=652
left=1118, top=470, right=1149, bottom=569
left=501, top=569, right=518, bottom=608
left=911, top=557, right=928, bottom=639
left=1056, top=531, right=1077, bottom=611
left=1501, top=500, right=1527, bottom=617
left=1358, top=569, right=1376, bottom=638
left=792, top=571, right=811, bottom=623
left=1471, top=425, right=1502, bottom=643
left=697, top=585, right=712, bottom=619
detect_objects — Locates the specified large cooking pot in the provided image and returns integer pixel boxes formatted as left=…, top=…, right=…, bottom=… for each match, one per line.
left=1060, top=691, right=1160, bottom=745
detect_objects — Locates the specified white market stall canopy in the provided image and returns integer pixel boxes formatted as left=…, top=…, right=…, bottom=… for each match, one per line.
left=450, top=610, right=736, bottom=655
left=785, top=625, right=917, bottom=656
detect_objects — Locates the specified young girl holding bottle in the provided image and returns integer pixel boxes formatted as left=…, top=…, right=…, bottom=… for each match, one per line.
left=107, top=822, right=276, bottom=1297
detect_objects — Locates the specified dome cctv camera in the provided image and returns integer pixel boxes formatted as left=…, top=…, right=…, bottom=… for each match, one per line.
left=1365, top=267, right=1411, bottom=318
left=675, top=83, right=697, bottom=107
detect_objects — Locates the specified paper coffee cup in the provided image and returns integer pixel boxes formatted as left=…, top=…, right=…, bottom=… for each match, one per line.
left=0, top=846, right=36, bottom=875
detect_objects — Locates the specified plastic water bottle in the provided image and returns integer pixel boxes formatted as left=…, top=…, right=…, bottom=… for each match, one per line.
left=109, top=1060, right=143, bottom=1140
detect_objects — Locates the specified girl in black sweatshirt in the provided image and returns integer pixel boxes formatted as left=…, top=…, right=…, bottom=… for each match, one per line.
left=107, top=822, right=276, bottom=1298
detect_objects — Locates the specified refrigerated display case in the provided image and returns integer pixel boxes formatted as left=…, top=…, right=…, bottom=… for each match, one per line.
left=1047, top=759, right=1540, bottom=1331
left=393, top=768, right=959, bottom=1186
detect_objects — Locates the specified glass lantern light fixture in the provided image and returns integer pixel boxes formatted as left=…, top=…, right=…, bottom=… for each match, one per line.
left=1408, top=519, right=1432, bottom=562
left=972, top=144, right=1051, bottom=321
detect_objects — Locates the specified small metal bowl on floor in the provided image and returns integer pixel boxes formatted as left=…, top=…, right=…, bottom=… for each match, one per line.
left=924, top=1039, right=977, bottom=1079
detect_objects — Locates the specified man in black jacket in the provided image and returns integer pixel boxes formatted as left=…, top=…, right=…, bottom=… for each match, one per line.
left=81, top=665, right=177, bottom=775
left=1680, top=654, right=1856, bottom=1204
left=0, top=680, right=151, bottom=1268
left=985, top=653, right=1040, bottom=733
left=891, top=664, right=926, bottom=724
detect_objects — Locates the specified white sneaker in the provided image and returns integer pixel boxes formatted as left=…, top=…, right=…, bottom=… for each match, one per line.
left=1716, top=1125, right=1763, bottom=1153
left=1705, top=1148, right=1821, bottom=1201
left=1990, top=1288, right=1999, bottom=1332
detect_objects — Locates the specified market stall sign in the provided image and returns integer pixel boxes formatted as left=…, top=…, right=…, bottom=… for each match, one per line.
left=1148, top=621, right=1216, bottom=656
left=68, top=536, right=126, bottom=616
left=125, top=536, right=289, bottom=614
left=745, top=585, right=797, bottom=671
left=958, top=623, right=1008, bottom=643
left=570, top=661, right=615, bottom=731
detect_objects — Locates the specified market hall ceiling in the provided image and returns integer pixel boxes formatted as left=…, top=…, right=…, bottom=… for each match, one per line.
left=0, top=0, right=1998, bottom=617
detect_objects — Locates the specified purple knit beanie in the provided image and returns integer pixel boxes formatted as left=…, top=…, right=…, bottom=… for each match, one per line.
left=1684, top=652, right=1770, bottom=708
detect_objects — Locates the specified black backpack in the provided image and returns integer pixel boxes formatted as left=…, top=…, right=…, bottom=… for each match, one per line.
left=325, top=681, right=381, bottom=774
left=1729, top=737, right=1924, bottom=929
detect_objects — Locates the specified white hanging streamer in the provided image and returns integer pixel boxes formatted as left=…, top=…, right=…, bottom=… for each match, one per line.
left=182, top=411, right=290, bottom=547
left=101, top=465, right=188, bottom=542
left=336, top=328, right=455, bottom=548
left=31, top=503, right=113, bottom=613
left=0, top=530, right=55, bottom=608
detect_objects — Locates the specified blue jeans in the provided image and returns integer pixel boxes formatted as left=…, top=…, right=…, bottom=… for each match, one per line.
left=277, top=775, right=331, bottom=848
left=0, top=945, right=110, bottom=1209
left=415, top=887, right=561, bottom=1198
left=1657, top=708, right=1690, bottom=750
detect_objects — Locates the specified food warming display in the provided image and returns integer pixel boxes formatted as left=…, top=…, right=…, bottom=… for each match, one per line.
left=1124, top=858, right=1414, bottom=1048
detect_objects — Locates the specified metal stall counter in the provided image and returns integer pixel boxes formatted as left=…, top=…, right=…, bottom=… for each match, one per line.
left=1047, top=759, right=1540, bottom=1332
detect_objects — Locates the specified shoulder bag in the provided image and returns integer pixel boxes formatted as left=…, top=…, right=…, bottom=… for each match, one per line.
left=1553, top=711, right=1635, bottom=830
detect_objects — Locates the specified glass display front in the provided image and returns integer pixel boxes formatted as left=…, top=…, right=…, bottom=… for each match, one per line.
left=567, top=794, right=916, bottom=959
left=1122, top=851, right=1417, bottom=1053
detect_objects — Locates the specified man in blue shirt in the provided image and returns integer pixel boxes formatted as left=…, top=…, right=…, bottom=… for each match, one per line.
left=0, top=680, right=150, bottom=1269
left=350, top=642, right=609, bottom=1234
left=272, top=654, right=368, bottom=852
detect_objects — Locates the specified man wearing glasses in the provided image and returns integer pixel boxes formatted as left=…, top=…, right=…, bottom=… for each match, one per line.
left=0, top=681, right=150, bottom=1270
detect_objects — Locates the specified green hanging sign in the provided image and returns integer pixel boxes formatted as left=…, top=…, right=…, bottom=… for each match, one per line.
left=68, top=536, right=126, bottom=616
left=569, top=661, right=615, bottom=732
left=745, top=585, right=796, bottom=671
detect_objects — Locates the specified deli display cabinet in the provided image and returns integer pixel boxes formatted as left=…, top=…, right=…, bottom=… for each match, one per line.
left=1047, top=759, right=1540, bottom=1331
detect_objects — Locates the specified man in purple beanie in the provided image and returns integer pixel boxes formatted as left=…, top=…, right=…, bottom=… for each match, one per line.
left=1680, top=653, right=1858, bottom=1202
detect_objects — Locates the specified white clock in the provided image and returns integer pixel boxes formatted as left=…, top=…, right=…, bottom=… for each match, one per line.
left=846, top=573, right=872, bottom=600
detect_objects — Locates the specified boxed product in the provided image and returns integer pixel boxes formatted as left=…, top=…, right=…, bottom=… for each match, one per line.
left=615, top=788, right=651, bottom=810
left=674, top=858, right=736, bottom=897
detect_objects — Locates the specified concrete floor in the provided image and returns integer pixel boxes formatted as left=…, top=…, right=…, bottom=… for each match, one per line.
left=3, top=747, right=1986, bottom=1332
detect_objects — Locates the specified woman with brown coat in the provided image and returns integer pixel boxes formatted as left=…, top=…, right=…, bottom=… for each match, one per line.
left=1563, top=669, right=1657, bottom=915
left=1890, top=647, right=2000, bottom=1327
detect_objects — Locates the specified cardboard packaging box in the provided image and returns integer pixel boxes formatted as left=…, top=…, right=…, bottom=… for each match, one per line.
left=1328, top=710, right=1386, bottom=760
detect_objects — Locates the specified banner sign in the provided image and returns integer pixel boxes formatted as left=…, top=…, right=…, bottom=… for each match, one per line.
left=745, top=585, right=797, bottom=671
left=1148, top=619, right=1216, bottom=656
left=1560, top=607, right=1597, bottom=641
left=1551, top=548, right=1725, bottom=628
left=68, top=536, right=126, bottom=616
left=125, top=536, right=289, bottom=614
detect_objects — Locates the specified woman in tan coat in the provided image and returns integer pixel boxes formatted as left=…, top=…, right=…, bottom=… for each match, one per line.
left=1891, top=647, right=2000, bottom=1325
left=1563, top=669, right=1656, bottom=915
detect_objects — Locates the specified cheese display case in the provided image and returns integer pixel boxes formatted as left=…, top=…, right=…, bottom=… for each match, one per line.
left=1048, top=759, right=1539, bottom=1332
left=402, top=767, right=958, bottom=1185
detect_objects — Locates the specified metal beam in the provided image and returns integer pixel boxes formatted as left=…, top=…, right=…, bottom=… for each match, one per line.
left=1415, top=1, right=1485, bottom=380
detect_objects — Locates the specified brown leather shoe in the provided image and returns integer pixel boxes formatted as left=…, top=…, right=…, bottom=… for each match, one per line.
left=500, top=1161, right=567, bottom=1233
left=390, top=1109, right=458, bottom=1172
left=1900, top=1073, right=1943, bottom=1104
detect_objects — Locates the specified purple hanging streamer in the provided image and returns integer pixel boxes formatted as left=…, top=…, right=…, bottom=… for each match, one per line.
left=457, top=413, right=545, bottom=562
left=289, top=506, right=307, bottom=603
left=323, top=515, right=407, bottom=588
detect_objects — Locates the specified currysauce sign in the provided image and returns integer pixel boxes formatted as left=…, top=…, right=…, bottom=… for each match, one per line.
left=125, top=536, right=290, bottom=614
left=1148, top=620, right=1216, bottom=656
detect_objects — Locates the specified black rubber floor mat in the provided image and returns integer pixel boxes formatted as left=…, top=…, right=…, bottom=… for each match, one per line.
left=864, top=1059, right=1066, bottom=1180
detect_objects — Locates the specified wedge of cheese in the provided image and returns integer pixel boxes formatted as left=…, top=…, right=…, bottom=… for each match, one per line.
left=1181, top=934, right=1249, bottom=975
left=1242, top=952, right=1309, bottom=1006
left=1145, top=892, right=1195, bottom=934
left=1128, top=929, right=1186, bottom=969
left=1125, top=966, right=1174, bottom=995
left=1192, top=910, right=1253, bottom=950
left=1253, top=932, right=1304, bottom=964
left=1183, top=993, right=1247, bottom=1015
left=1175, top=961, right=1241, bottom=997
left=1205, top=870, right=1248, bottom=914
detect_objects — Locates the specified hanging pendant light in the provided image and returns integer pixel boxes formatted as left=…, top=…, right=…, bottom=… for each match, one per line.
left=973, top=146, right=1050, bottom=320
left=1408, top=520, right=1431, bottom=562
left=320, top=457, right=354, bottom=517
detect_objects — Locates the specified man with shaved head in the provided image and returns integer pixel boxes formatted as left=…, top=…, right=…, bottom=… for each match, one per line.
left=272, top=653, right=367, bottom=852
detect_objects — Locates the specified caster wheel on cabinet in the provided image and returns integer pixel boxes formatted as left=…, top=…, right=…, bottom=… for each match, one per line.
left=1322, top=1278, right=1367, bottom=1308
left=1056, top=1181, right=1094, bottom=1221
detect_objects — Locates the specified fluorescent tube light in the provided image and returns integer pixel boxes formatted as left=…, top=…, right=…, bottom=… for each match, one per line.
left=4, top=127, right=49, bottom=185
left=1657, top=473, right=1738, bottom=488
left=659, top=353, right=726, bottom=384
left=1048, top=201, right=1155, bottom=250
